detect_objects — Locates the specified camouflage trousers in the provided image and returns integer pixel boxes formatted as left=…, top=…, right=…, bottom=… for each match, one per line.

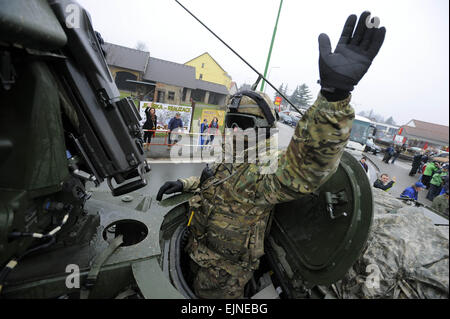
left=185, top=235, right=255, bottom=299
left=189, top=258, right=253, bottom=299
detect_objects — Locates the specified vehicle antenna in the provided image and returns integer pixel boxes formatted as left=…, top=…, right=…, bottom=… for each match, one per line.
left=174, top=0, right=302, bottom=113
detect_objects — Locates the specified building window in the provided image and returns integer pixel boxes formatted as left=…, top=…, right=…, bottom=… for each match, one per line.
left=202, top=63, right=205, bottom=68
left=168, top=91, right=175, bottom=100
left=199, top=74, right=203, bottom=80
left=156, top=90, right=165, bottom=103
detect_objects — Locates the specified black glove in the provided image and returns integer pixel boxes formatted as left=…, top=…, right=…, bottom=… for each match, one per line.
left=318, top=11, right=386, bottom=100
left=156, top=180, right=183, bottom=201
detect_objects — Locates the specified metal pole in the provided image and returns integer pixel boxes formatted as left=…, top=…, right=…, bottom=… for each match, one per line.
left=260, top=0, right=283, bottom=92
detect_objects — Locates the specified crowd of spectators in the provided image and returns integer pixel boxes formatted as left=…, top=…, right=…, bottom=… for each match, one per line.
left=371, top=148, right=449, bottom=216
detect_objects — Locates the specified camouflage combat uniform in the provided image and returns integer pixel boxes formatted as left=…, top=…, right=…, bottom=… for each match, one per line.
left=180, top=93, right=355, bottom=299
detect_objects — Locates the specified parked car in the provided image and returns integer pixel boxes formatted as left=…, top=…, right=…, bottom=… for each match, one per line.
left=279, top=111, right=297, bottom=127
left=432, top=151, right=449, bottom=164
left=408, top=146, right=424, bottom=154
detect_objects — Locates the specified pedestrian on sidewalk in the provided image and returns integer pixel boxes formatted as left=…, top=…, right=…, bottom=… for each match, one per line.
left=400, top=182, right=426, bottom=201
left=143, top=107, right=157, bottom=151
left=373, top=173, right=396, bottom=191
left=383, top=144, right=394, bottom=163
left=199, top=118, right=209, bottom=149
left=390, top=143, right=406, bottom=164
left=439, top=174, right=449, bottom=196
left=432, top=190, right=449, bottom=216
left=422, top=160, right=439, bottom=189
left=359, top=156, right=368, bottom=173
left=205, top=117, right=219, bottom=146
left=409, top=151, right=423, bottom=176
left=168, top=112, right=183, bottom=148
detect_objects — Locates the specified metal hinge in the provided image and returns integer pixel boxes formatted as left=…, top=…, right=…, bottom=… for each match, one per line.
left=325, top=191, right=348, bottom=219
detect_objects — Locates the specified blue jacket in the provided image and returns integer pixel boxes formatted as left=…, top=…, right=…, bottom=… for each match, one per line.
left=400, top=186, right=418, bottom=200
left=386, top=146, right=394, bottom=155
left=168, top=117, right=183, bottom=131
left=200, top=122, right=209, bottom=133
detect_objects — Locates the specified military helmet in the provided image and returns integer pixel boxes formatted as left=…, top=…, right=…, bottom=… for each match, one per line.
left=225, top=90, right=277, bottom=130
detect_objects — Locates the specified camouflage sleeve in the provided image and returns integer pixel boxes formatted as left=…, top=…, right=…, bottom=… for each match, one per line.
left=257, top=93, right=354, bottom=204
left=179, top=176, right=201, bottom=192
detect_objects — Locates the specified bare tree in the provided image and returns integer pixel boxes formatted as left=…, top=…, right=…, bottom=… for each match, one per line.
left=135, top=41, right=148, bottom=51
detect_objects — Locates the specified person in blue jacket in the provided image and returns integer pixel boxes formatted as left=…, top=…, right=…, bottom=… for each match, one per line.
left=168, top=112, right=183, bottom=146
left=400, top=182, right=426, bottom=201
left=199, top=118, right=209, bottom=149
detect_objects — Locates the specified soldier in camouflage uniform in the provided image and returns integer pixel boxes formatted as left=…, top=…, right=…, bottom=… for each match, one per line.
left=157, top=11, right=386, bottom=298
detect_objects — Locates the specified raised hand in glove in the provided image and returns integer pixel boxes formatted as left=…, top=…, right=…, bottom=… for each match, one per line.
left=156, top=180, right=184, bottom=201
left=318, top=11, right=386, bottom=100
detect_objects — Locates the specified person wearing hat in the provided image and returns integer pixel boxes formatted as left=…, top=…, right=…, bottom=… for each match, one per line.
left=400, top=182, right=426, bottom=201
left=156, top=11, right=386, bottom=299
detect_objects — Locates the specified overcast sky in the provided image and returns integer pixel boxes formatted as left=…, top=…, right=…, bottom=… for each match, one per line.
left=77, top=0, right=449, bottom=126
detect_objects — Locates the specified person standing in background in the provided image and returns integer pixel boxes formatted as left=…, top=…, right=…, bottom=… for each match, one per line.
left=383, top=144, right=394, bottom=163
left=409, top=151, right=423, bottom=176
left=422, top=161, right=439, bottom=189
left=359, top=156, right=368, bottom=173
left=390, top=143, right=406, bottom=164
left=167, top=112, right=183, bottom=148
left=199, top=118, right=209, bottom=149
left=205, top=117, right=219, bottom=146
left=426, top=164, right=448, bottom=201
left=400, top=182, right=426, bottom=201
left=143, top=107, right=157, bottom=151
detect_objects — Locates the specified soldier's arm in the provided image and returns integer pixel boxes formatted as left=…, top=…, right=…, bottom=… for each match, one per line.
left=179, top=176, right=201, bottom=192
left=257, top=93, right=354, bottom=204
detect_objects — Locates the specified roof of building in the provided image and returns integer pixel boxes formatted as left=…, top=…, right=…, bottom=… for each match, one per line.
left=103, top=43, right=231, bottom=94
left=103, top=42, right=149, bottom=72
left=195, top=79, right=229, bottom=95
left=402, top=119, right=449, bottom=143
left=143, top=57, right=197, bottom=89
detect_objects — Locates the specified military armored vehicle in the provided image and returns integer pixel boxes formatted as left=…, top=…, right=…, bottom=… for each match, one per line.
left=1, top=0, right=447, bottom=299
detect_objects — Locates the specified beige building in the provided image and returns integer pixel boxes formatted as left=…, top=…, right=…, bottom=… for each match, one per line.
left=185, top=52, right=232, bottom=89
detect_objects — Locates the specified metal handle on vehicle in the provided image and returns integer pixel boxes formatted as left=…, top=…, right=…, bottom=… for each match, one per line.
left=107, top=162, right=148, bottom=197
